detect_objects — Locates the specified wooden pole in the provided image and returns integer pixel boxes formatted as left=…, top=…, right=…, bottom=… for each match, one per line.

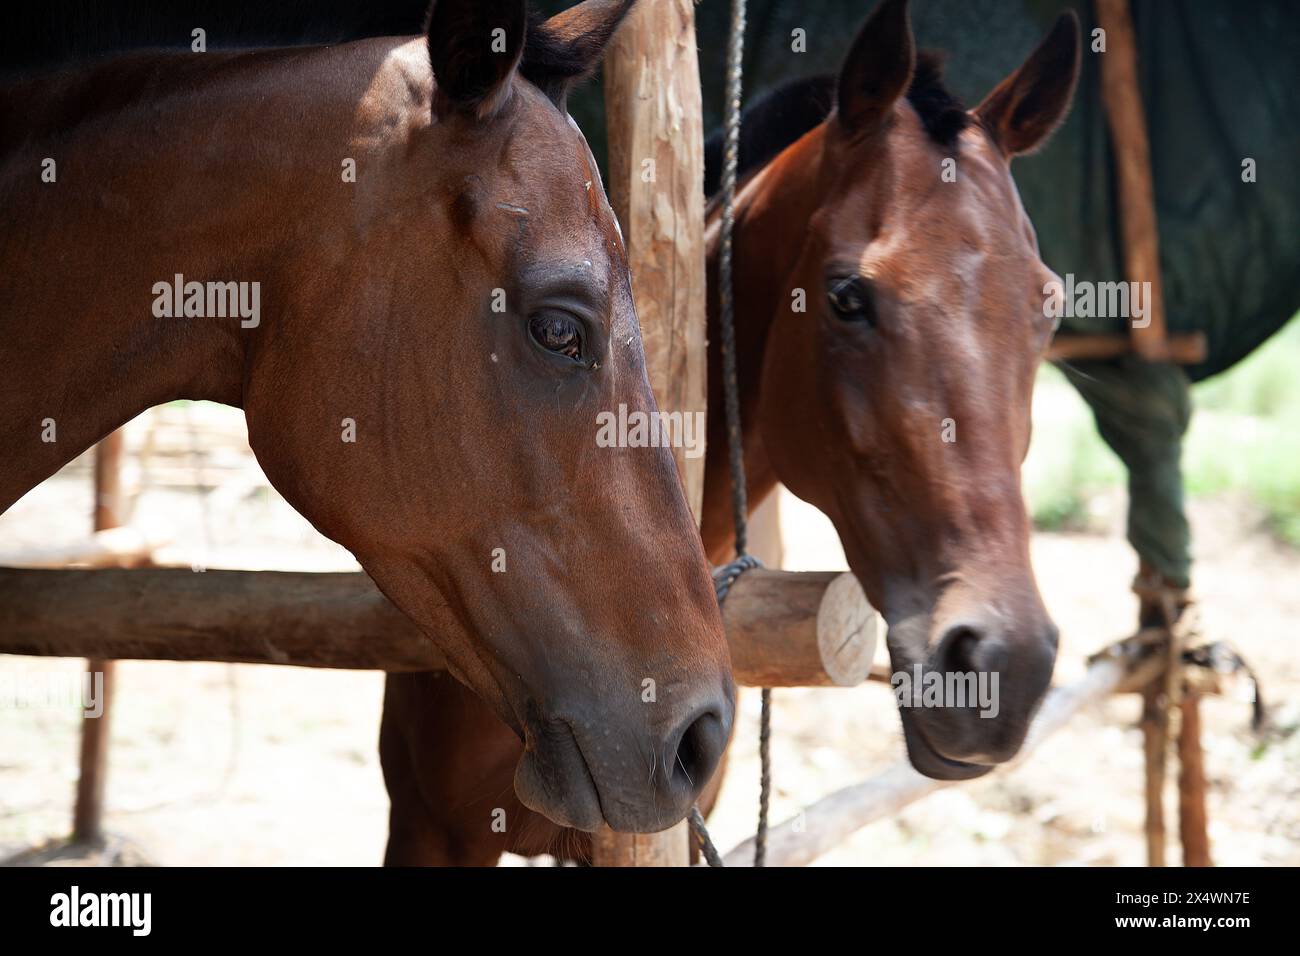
left=1048, top=332, right=1206, bottom=365
left=1094, top=0, right=1213, bottom=860
left=602, top=0, right=708, bottom=507
left=1094, top=0, right=1170, bottom=362
left=1140, top=603, right=1187, bottom=867
left=0, top=567, right=881, bottom=687
left=1178, top=690, right=1212, bottom=866
left=1140, top=682, right=1168, bottom=866
left=73, top=429, right=125, bottom=845
left=1089, top=10, right=1215, bottom=865
left=596, top=0, right=708, bottom=867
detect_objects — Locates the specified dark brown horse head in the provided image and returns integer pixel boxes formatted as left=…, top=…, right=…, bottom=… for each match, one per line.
left=745, top=0, right=1079, bottom=778
left=235, top=0, right=733, bottom=830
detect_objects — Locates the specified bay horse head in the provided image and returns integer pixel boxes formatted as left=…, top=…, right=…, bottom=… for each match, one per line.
left=0, top=0, right=732, bottom=832
left=259, top=0, right=734, bottom=831
left=725, top=0, right=1080, bottom=778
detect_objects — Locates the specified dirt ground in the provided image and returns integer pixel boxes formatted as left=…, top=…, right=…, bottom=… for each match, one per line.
left=2, top=406, right=1296, bottom=866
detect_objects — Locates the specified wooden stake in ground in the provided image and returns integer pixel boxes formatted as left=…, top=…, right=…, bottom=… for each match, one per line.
left=73, top=429, right=125, bottom=845
left=1178, top=690, right=1212, bottom=866
left=1140, top=680, right=1168, bottom=867
left=594, top=0, right=708, bottom=867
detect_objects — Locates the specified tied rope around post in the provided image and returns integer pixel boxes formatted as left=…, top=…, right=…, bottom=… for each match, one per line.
left=689, top=0, right=771, bottom=870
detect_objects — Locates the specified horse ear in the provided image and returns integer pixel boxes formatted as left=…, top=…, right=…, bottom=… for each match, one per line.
left=426, top=0, right=527, bottom=116
left=974, top=12, right=1081, bottom=157
left=836, top=0, right=915, bottom=137
left=524, top=1, right=636, bottom=110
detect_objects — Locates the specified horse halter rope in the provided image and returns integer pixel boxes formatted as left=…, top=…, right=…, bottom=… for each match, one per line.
left=687, top=0, right=769, bottom=869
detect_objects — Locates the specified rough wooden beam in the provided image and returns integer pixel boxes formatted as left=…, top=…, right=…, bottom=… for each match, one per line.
left=725, top=570, right=879, bottom=688
left=597, top=0, right=712, bottom=867
left=1095, top=0, right=1169, bottom=361
left=75, top=429, right=126, bottom=845
left=603, top=0, right=708, bottom=520
left=1177, top=690, right=1212, bottom=867
left=0, top=567, right=881, bottom=690
left=1048, top=332, right=1207, bottom=365
left=1141, top=681, right=1169, bottom=867
left=0, top=569, right=447, bottom=672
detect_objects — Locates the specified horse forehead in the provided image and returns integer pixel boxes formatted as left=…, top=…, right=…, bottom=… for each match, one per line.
left=896, top=129, right=1021, bottom=231
left=860, top=202, right=1035, bottom=309
left=494, top=96, right=624, bottom=252
left=883, top=162, right=1034, bottom=285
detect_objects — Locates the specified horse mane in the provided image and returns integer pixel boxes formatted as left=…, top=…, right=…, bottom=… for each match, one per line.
left=704, top=52, right=969, bottom=197
left=907, top=52, right=970, bottom=148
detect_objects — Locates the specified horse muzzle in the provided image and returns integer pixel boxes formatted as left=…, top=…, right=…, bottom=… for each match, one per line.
left=511, top=686, right=734, bottom=833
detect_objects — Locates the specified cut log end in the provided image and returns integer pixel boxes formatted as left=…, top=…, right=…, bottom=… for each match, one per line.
left=815, top=572, right=881, bottom=687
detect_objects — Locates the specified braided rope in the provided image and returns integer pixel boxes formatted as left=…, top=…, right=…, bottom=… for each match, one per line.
left=688, top=806, right=725, bottom=867
left=716, top=0, right=772, bottom=870
left=691, top=0, right=771, bottom=872
left=712, top=553, right=762, bottom=602
left=719, top=0, right=750, bottom=559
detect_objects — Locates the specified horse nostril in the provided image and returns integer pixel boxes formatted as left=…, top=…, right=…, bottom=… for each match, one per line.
left=667, top=709, right=726, bottom=793
left=938, top=623, right=1008, bottom=676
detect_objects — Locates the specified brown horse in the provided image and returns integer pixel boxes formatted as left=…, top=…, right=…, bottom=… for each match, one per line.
left=0, top=0, right=735, bottom=835
left=378, top=0, right=1080, bottom=864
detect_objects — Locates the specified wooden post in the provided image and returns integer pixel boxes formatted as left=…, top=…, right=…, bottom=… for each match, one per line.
left=72, top=429, right=125, bottom=844
left=595, top=0, right=708, bottom=867
left=1178, top=690, right=1212, bottom=866
left=1140, top=682, right=1167, bottom=866
left=602, top=0, right=708, bottom=519
left=1094, top=0, right=1170, bottom=362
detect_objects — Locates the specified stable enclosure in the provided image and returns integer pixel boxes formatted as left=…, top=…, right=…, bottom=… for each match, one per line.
left=1, top=0, right=1291, bottom=869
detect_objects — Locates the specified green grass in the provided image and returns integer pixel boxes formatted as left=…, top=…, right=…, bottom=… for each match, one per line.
left=1024, top=318, right=1300, bottom=545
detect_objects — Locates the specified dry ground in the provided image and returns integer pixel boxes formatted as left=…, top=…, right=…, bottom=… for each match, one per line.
left=1, top=405, right=1296, bottom=865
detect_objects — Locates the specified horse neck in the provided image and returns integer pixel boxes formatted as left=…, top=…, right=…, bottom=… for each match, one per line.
left=702, top=123, right=828, bottom=556
left=0, top=40, right=425, bottom=512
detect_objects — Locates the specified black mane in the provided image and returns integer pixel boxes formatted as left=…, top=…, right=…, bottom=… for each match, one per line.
left=704, top=52, right=969, bottom=197
left=907, top=52, right=969, bottom=148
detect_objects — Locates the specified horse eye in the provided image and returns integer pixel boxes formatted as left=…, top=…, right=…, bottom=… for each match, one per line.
left=826, top=276, right=876, bottom=325
left=528, top=310, right=584, bottom=361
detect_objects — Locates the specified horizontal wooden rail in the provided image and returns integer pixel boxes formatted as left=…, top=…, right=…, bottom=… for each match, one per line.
left=1048, top=331, right=1207, bottom=364
left=0, top=567, right=882, bottom=689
